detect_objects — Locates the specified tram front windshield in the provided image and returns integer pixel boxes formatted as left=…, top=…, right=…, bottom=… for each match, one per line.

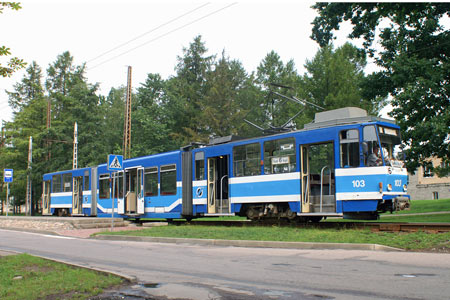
left=363, top=125, right=403, bottom=167
left=378, top=126, right=403, bottom=167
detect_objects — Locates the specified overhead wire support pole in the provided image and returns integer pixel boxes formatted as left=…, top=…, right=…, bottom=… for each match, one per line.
left=123, top=66, right=132, bottom=159
left=73, top=122, right=78, bottom=169
left=26, top=136, right=32, bottom=216
left=46, top=98, right=51, bottom=161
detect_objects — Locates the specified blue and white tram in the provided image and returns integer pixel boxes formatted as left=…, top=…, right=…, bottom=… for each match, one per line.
left=42, top=167, right=93, bottom=216
left=42, top=107, right=410, bottom=220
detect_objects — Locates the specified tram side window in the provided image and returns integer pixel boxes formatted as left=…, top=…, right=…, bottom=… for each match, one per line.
left=99, top=174, right=110, bottom=199
left=52, top=175, right=61, bottom=193
left=195, top=152, right=205, bottom=180
left=160, top=164, right=177, bottom=195
left=115, top=173, right=124, bottom=199
left=83, top=171, right=90, bottom=191
left=340, top=129, right=359, bottom=168
left=233, top=143, right=261, bottom=177
left=63, top=173, right=72, bottom=192
left=264, top=138, right=296, bottom=174
left=145, top=167, right=158, bottom=196
left=363, top=125, right=379, bottom=166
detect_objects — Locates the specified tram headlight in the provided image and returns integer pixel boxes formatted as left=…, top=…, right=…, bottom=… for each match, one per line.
left=403, top=184, right=407, bottom=192
left=387, top=184, right=392, bottom=191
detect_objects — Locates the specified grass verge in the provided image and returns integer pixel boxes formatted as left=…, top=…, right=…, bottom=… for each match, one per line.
left=384, top=198, right=450, bottom=215
left=379, top=213, right=450, bottom=223
left=101, top=224, right=450, bottom=251
left=0, top=253, right=124, bottom=300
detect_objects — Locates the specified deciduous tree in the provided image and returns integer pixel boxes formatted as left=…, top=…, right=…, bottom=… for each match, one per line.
left=311, top=3, right=450, bottom=175
left=0, top=2, right=26, bottom=77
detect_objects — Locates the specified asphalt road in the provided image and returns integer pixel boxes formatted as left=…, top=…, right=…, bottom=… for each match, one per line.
left=1, top=228, right=449, bottom=300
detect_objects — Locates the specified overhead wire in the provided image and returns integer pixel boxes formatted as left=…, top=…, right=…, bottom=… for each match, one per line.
left=88, top=2, right=238, bottom=70
left=87, top=2, right=211, bottom=64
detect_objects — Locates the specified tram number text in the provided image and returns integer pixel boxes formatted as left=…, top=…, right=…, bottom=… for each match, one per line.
left=395, top=180, right=402, bottom=187
left=352, top=180, right=366, bottom=188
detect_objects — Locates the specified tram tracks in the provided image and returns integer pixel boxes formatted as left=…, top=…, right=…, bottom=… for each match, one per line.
left=169, top=220, right=450, bottom=233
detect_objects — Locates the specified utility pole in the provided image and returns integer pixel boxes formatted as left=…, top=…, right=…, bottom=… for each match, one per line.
left=46, top=98, right=51, bottom=161
left=1, top=124, right=4, bottom=215
left=123, top=66, right=132, bottom=159
left=26, top=136, right=32, bottom=216
left=73, top=122, right=78, bottom=169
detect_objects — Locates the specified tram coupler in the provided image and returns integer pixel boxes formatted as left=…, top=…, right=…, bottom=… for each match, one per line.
left=394, top=196, right=410, bottom=211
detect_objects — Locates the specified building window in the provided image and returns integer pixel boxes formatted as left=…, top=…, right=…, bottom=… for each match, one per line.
left=233, top=143, right=261, bottom=177
left=340, top=129, right=359, bottom=168
left=195, top=152, right=205, bottom=180
left=160, top=164, right=177, bottom=195
left=264, top=138, right=296, bottom=174
left=144, top=167, right=158, bottom=196
left=52, top=175, right=61, bottom=193
left=432, top=192, right=439, bottom=200
left=99, top=174, right=110, bottom=199
left=423, top=162, right=434, bottom=178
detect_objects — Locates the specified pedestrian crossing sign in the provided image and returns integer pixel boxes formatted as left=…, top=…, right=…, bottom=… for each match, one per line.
left=107, top=155, right=123, bottom=171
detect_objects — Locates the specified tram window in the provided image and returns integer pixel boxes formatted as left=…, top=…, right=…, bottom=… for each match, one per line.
left=340, top=129, right=359, bottom=168
left=63, top=173, right=72, bottom=192
left=363, top=125, right=380, bottom=166
left=52, top=175, right=61, bottom=193
left=160, top=164, right=176, bottom=195
left=115, top=173, right=124, bottom=198
left=264, top=138, right=296, bottom=174
left=145, top=167, right=158, bottom=196
left=83, top=171, right=90, bottom=191
left=233, top=143, right=261, bottom=177
left=195, top=152, right=205, bottom=180
left=99, top=174, right=110, bottom=199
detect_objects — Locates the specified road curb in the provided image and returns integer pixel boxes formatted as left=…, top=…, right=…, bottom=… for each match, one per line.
left=0, top=226, right=61, bottom=236
left=40, top=256, right=138, bottom=284
left=1, top=226, right=404, bottom=252
left=92, top=235, right=404, bottom=252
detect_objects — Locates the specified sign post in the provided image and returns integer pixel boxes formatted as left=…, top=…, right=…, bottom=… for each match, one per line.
left=4, top=169, right=13, bottom=217
left=107, top=155, right=123, bottom=231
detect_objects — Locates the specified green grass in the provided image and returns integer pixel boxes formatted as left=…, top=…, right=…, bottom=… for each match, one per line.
left=379, top=213, right=450, bottom=223
left=387, top=198, right=450, bottom=214
left=102, top=224, right=450, bottom=251
left=0, top=254, right=124, bottom=300
left=103, top=198, right=450, bottom=252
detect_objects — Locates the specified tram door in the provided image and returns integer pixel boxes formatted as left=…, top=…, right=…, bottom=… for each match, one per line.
left=300, top=143, right=335, bottom=213
left=72, top=176, right=83, bottom=215
left=116, top=171, right=125, bottom=214
left=207, top=156, right=229, bottom=214
left=137, top=168, right=144, bottom=214
left=207, top=158, right=217, bottom=213
left=300, top=146, right=310, bottom=213
left=42, top=180, right=51, bottom=215
left=124, top=167, right=144, bottom=215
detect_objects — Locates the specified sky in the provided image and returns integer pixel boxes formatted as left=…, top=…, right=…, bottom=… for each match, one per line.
left=1, top=0, right=356, bottom=123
